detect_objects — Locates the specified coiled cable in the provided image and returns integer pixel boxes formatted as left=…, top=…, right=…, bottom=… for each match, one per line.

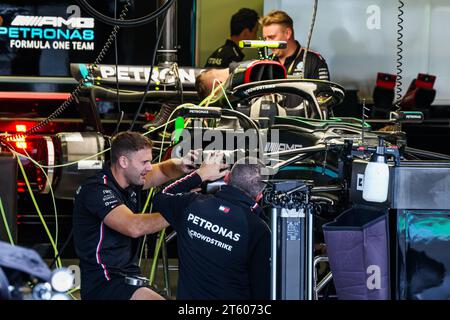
left=112, top=0, right=123, bottom=136
left=395, top=0, right=405, bottom=109
left=301, top=0, right=319, bottom=79
left=0, top=1, right=132, bottom=146
left=77, top=0, right=175, bottom=28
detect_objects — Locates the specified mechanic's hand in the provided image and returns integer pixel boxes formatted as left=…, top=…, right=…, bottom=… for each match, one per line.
left=196, top=152, right=229, bottom=182
left=179, top=149, right=201, bottom=173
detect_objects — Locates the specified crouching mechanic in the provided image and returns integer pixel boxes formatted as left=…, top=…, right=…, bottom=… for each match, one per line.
left=73, top=131, right=197, bottom=300
left=153, top=154, right=271, bottom=300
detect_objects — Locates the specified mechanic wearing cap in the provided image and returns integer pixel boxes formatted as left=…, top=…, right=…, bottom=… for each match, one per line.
left=205, top=8, right=259, bottom=68
left=153, top=155, right=271, bottom=300
left=73, top=131, right=197, bottom=300
left=260, top=10, right=330, bottom=79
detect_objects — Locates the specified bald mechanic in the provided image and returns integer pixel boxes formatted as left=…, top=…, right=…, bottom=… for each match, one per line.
left=153, top=155, right=271, bottom=300
left=73, top=131, right=197, bottom=300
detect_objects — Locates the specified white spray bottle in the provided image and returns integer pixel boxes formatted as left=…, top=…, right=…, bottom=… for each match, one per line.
left=363, top=138, right=389, bottom=202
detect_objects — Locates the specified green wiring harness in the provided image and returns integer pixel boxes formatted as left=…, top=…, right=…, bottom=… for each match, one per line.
left=22, top=148, right=60, bottom=249
left=16, top=153, right=63, bottom=268
left=145, top=81, right=233, bottom=285
left=0, top=197, right=15, bottom=245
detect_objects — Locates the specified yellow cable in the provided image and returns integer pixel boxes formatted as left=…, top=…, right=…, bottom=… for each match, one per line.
left=145, top=86, right=233, bottom=284
left=204, top=79, right=219, bottom=108
left=0, top=86, right=234, bottom=293
left=67, top=285, right=80, bottom=300
left=7, top=87, right=228, bottom=173
left=218, top=82, right=233, bottom=109
left=0, top=197, right=15, bottom=245
left=203, top=81, right=232, bottom=108
left=138, top=187, right=155, bottom=267
left=22, top=148, right=59, bottom=247
left=141, top=103, right=194, bottom=277
left=142, top=118, right=176, bottom=137
left=146, top=103, right=194, bottom=283
left=138, top=112, right=182, bottom=271
left=141, top=188, right=155, bottom=215
left=10, top=120, right=176, bottom=170
left=149, top=228, right=165, bottom=285
left=67, top=286, right=80, bottom=294
left=22, top=148, right=108, bottom=169
left=3, top=112, right=180, bottom=282
left=68, top=292, right=77, bottom=300
left=204, top=79, right=233, bottom=109
left=157, top=104, right=195, bottom=163
left=15, top=154, right=62, bottom=268
left=3, top=85, right=233, bottom=286
left=198, top=81, right=223, bottom=107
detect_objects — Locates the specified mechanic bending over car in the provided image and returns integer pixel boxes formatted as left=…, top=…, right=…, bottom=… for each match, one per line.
left=195, top=67, right=231, bottom=100
left=73, top=131, right=198, bottom=300
left=153, top=154, right=271, bottom=300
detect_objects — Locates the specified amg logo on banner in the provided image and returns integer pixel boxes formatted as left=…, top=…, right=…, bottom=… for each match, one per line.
left=11, top=16, right=95, bottom=29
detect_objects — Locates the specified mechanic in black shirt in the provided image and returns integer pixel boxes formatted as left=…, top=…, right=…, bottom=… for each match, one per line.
left=73, top=131, right=196, bottom=300
left=153, top=154, right=271, bottom=300
left=260, top=10, right=330, bottom=79
left=205, top=8, right=259, bottom=68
